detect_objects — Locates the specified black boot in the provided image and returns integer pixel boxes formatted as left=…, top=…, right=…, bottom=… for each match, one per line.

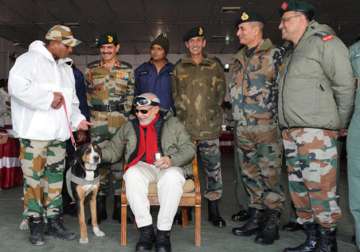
left=87, top=195, right=107, bottom=225
left=208, top=199, right=226, bottom=228
left=283, top=223, right=319, bottom=252
left=254, top=209, right=280, bottom=245
left=282, top=221, right=303, bottom=232
left=136, top=225, right=155, bottom=252
left=318, top=227, right=337, bottom=252
left=231, top=209, right=250, bottom=222
left=45, top=216, right=76, bottom=240
left=232, top=208, right=264, bottom=236
left=155, top=230, right=171, bottom=252
left=28, top=216, right=45, bottom=246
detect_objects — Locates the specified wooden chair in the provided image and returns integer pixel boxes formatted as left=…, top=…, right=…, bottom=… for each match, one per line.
left=120, top=157, right=201, bottom=246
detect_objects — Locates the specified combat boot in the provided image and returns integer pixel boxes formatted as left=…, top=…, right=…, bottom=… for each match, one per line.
left=254, top=209, right=280, bottom=245
left=28, top=216, right=45, bottom=246
left=155, top=229, right=171, bottom=252
left=136, top=225, right=156, bottom=252
left=283, top=222, right=319, bottom=252
left=318, top=227, right=337, bottom=252
left=232, top=208, right=264, bottom=236
left=87, top=195, right=107, bottom=224
left=45, top=215, right=76, bottom=240
left=231, top=208, right=250, bottom=222
left=208, top=199, right=226, bottom=228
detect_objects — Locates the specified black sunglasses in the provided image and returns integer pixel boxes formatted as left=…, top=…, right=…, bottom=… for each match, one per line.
left=135, top=109, right=150, bottom=114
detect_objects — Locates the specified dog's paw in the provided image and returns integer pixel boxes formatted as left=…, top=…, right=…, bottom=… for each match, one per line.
left=19, top=219, right=29, bottom=231
left=93, top=226, right=105, bottom=237
left=79, top=237, right=89, bottom=244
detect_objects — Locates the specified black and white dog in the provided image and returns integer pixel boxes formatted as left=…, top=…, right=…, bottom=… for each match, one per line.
left=66, top=143, right=105, bottom=244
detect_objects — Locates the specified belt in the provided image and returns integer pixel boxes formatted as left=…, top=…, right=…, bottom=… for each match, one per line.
left=91, top=104, right=125, bottom=112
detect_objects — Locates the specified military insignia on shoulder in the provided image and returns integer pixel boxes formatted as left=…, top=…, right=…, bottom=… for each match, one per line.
left=322, top=35, right=333, bottom=41
left=107, top=35, right=114, bottom=43
left=241, top=12, right=249, bottom=21
left=199, top=27, right=204, bottom=36
left=281, top=2, right=289, bottom=11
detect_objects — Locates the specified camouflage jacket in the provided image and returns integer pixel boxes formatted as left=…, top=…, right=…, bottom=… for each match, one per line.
left=172, top=55, right=226, bottom=140
left=229, top=39, right=279, bottom=126
left=85, top=59, right=135, bottom=117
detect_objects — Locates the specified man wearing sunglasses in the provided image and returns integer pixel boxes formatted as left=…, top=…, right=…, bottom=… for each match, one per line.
left=277, top=1, right=355, bottom=251
left=100, top=93, right=195, bottom=252
left=172, top=26, right=227, bottom=228
left=85, top=33, right=135, bottom=223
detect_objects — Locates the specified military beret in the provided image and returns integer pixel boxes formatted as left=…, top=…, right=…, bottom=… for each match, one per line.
left=96, top=32, right=119, bottom=47
left=183, top=26, right=205, bottom=42
left=279, top=0, right=315, bottom=20
left=151, top=33, right=170, bottom=54
left=236, top=11, right=265, bottom=26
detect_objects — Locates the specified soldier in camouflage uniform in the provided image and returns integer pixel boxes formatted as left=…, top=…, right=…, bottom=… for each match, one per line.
left=86, top=33, right=135, bottom=223
left=172, top=26, right=227, bottom=228
left=229, top=11, right=285, bottom=245
left=278, top=1, right=355, bottom=251
left=8, top=25, right=90, bottom=245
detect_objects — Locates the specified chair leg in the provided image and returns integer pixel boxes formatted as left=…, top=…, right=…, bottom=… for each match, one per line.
left=181, top=207, right=189, bottom=227
left=121, top=202, right=127, bottom=246
left=195, top=205, right=201, bottom=246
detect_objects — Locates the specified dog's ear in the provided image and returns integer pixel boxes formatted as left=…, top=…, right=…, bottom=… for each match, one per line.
left=76, top=143, right=90, bottom=159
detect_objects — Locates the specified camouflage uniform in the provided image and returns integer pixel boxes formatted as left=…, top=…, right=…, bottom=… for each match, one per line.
left=86, top=60, right=135, bottom=196
left=20, top=139, right=66, bottom=218
left=172, top=55, right=226, bottom=200
left=229, top=38, right=284, bottom=211
left=282, top=128, right=342, bottom=228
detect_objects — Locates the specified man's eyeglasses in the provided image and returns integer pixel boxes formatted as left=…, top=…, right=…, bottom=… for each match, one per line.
left=135, top=109, right=150, bottom=114
left=281, top=14, right=302, bottom=23
left=134, top=96, right=160, bottom=106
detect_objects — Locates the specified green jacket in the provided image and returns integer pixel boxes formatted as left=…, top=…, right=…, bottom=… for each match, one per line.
left=172, top=55, right=226, bottom=140
left=278, top=20, right=355, bottom=130
left=101, top=111, right=196, bottom=174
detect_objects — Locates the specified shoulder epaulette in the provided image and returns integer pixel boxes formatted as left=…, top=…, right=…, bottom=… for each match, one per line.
left=120, top=61, right=133, bottom=69
left=314, top=31, right=334, bottom=42
left=86, top=60, right=101, bottom=68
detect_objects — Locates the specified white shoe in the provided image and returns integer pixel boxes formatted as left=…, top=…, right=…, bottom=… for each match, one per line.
left=79, top=237, right=89, bottom=244
left=93, top=226, right=105, bottom=237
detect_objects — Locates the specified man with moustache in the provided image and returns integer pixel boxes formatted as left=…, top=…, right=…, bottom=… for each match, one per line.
left=86, top=33, right=135, bottom=223
left=135, top=33, right=175, bottom=112
left=172, top=26, right=227, bottom=228
left=229, top=11, right=285, bottom=245
left=277, top=1, right=355, bottom=251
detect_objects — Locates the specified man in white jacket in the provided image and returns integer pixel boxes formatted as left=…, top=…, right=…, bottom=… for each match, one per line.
left=8, top=25, right=90, bottom=246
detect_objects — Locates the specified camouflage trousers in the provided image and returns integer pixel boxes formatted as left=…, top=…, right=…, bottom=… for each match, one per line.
left=196, top=139, right=223, bottom=201
left=90, top=110, right=127, bottom=196
left=235, top=124, right=284, bottom=211
left=20, top=138, right=66, bottom=218
left=282, top=128, right=342, bottom=229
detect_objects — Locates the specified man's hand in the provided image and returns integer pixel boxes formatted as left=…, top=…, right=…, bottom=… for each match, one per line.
left=51, top=92, right=64, bottom=109
left=77, top=120, right=92, bottom=131
left=76, top=130, right=88, bottom=144
left=0, top=133, right=9, bottom=144
left=154, top=156, right=172, bottom=169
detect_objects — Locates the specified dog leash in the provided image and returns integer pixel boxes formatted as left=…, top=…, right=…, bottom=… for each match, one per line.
left=62, top=101, right=77, bottom=151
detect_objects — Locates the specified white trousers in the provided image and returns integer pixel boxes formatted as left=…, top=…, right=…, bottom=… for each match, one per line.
left=123, top=162, right=185, bottom=231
